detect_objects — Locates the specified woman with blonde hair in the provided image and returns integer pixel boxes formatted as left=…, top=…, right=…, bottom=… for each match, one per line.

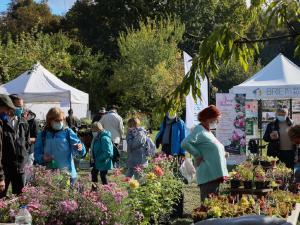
left=126, top=117, right=154, bottom=178
left=34, top=107, right=86, bottom=185
left=90, top=121, right=113, bottom=185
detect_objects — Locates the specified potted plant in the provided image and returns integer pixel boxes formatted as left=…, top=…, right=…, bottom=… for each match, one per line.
left=240, top=168, right=254, bottom=189
left=229, top=171, right=242, bottom=188
left=254, top=166, right=267, bottom=189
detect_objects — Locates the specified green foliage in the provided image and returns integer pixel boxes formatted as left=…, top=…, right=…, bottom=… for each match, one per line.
left=212, top=60, right=262, bottom=93
left=0, top=0, right=60, bottom=38
left=0, top=30, right=108, bottom=112
left=110, top=18, right=184, bottom=121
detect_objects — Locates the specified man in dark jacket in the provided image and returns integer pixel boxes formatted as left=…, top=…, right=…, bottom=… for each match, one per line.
left=263, top=107, right=294, bottom=168
left=66, top=108, right=79, bottom=133
left=0, top=95, right=30, bottom=198
left=0, top=94, right=17, bottom=196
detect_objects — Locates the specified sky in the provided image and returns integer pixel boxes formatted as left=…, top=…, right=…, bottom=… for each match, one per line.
left=0, top=0, right=251, bottom=15
left=0, top=0, right=77, bottom=15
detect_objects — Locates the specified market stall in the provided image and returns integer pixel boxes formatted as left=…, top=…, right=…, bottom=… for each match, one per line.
left=0, top=63, right=89, bottom=119
left=221, top=53, right=300, bottom=154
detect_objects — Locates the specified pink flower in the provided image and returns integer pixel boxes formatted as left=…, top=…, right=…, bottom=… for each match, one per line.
left=113, top=168, right=122, bottom=177
left=231, top=131, right=240, bottom=141
left=134, top=165, right=143, bottom=174
left=240, top=138, right=246, bottom=147
left=59, top=200, right=78, bottom=214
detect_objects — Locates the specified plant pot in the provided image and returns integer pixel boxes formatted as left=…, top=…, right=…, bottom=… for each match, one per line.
left=260, top=160, right=272, bottom=168
left=230, top=179, right=241, bottom=189
left=263, top=181, right=270, bottom=188
left=255, top=181, right=265, bottom=189
left=271, top=160, right=276, bottom=167
left=243, top=181, right=253, bottom=189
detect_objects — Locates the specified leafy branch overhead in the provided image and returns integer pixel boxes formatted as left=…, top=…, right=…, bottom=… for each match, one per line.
left=176, top=0, right=300, bottom=104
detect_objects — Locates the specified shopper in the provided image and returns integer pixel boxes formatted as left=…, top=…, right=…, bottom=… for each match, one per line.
left=181, top=105, right=228, bottom=201
left=0, top=94, right=17, bottom=197
left=90, top=122, right=113, bottom=185
left=0, top=95, right=30, bottom=197
left=66, top=108, right=79, bottom=133
left=288, top=125, right=300, bottom=182
left=263, top=107, right=294, bottom=168
left=155, top=111, right=186, bottom=156
left=100, top=105, right=124, bottom=167
left=126, top=118, right=154, bottom=178
left=34, top=107, right=86, bottom=186
left=92, top=107, right=106, bottom=123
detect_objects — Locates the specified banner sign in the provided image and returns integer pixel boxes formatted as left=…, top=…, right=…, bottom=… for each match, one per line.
left=216, top=93, right=246, bottom=154
left=184, top=52, right=208, bottom=130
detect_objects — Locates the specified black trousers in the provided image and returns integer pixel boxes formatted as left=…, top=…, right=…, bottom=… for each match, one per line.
left=0, top=170, right=25, bottom=198
left=91, top=167, right=108, bottom=185
left=278, top=150, right=295, bottom=169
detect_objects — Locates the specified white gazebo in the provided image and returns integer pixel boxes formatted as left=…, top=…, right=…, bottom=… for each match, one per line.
left=0, top=63, right=89, bottom=119
left=230, top=53, right=300, bottom=100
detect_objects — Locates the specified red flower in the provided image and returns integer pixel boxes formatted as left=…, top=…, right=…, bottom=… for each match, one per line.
left=123, top=177, right=131, bottom=182
left=153, top=166, right=164, bottom=177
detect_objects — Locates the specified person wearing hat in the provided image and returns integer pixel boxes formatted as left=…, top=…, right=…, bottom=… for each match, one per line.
left=263, top=107, right=294, bottom=168
left=90, top=122, right=113, bottom=187
left=0, top=94, right=16, bottom=197
left=100, top=105, right=124, bottom=167
left=181, top=105, right=228, bottom=201
left=155, top=110, right=186, bottom=156
left=0, top=94, right=31, bottom=198
left=92, top=107, right=107, bottom=123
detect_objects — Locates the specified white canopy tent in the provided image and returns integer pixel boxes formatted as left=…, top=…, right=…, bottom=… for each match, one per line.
left=230, top=53, right=300, bottom=100
left=0, top=63, right=89, bottom=119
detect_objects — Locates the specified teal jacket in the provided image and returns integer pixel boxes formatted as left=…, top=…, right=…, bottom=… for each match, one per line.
left=181, top=124, right=228, bottom=185
left=92, top=130, right=113, bottom=171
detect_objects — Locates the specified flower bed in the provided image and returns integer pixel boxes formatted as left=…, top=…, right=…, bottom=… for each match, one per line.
left=0, top=154, right=183, bottom=225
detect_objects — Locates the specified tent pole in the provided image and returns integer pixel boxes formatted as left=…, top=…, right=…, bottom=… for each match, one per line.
left=69, top=90, right=72, bottom=110
left=290, top=99, right=293, bottom=119
left=258, top=99, right=263, bottom=157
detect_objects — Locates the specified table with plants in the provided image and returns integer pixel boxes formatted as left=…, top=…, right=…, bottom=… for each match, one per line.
left=192, top=155, right=300, bottom=224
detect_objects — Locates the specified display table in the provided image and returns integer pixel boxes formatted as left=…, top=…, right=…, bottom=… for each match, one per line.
left=230, top=188, right=273, bottom=198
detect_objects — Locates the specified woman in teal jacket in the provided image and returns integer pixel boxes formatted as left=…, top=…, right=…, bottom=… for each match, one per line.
left=181, top=105, right=228, bottom=201
left=34, top=107, right=86, bottom=186
left=91, top=122, right=113, bottom=185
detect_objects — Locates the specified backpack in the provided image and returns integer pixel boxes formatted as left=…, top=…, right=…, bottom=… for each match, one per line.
left=146, top=136, right=156, bottom=157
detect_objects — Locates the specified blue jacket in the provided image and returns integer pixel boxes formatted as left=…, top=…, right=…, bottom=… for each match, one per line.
left=92, top=130, right=113, bottom=171
left=34, top=128, right=86, bottom=179
left=155, top=117, right=186, bottom=155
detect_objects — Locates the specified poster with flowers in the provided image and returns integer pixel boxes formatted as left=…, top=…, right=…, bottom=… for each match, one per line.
left=216, top=93, right=246, bottom=155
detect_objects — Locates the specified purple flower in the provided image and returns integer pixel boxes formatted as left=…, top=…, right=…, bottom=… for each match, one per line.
left=59, top=200, right=78, bottom=214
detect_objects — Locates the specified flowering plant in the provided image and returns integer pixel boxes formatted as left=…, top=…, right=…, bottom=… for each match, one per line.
left=0, top=166, right=136, bottom=225
left=125, top=154, right=183, bottom=224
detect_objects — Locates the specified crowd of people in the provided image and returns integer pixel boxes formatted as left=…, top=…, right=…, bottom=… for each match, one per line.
left=1, top=93, right=300, bottom=203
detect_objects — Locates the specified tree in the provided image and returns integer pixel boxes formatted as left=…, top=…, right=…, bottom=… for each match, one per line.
left=179, top=0, right=300, bottom=107
left=109, top=18, right=184, bottom=122
left=0, top=0, right=61, bottom=39
left=0, top=30, right=108, bottom=113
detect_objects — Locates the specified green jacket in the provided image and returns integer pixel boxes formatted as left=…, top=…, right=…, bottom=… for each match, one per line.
left=92, top=130, right=113, bottom=171
left=181, top=124, right=228, bottom=185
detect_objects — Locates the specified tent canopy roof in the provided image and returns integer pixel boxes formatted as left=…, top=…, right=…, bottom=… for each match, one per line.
left=0, top=63, right=88, bottom=104
left=230, top=54, right=300, bottom=99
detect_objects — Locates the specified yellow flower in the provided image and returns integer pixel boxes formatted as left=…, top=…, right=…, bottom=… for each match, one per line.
left=146, top=172, right=156, bottom=180
left=240, top=196, right=249, bottom=207
left=208, top=206, right=222, bottom=218
left=129, top=179, right=140, bottom=190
